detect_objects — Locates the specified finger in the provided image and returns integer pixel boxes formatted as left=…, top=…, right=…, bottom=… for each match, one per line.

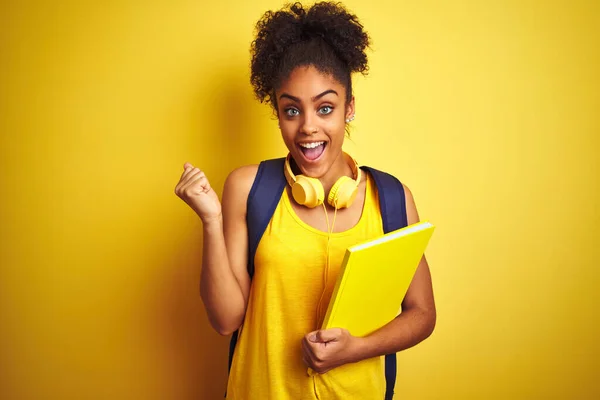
left=306, top=330, right=319, bottom=343
left=182, top=175, right=211, bottom=195
left=176, top=170, right=202, bottom=196
left=302, top=337, right=317, bottom=361
left=302, top=352, right=310, bottom=368
left=301, top=337, right=311, bottom=356
left=316, top=328, right=340, bottom=343
left=181, top=168, right=204, bottom=186
left=175, top=164, right=194, bottom=192
left=178, top=163, right=196, bottom=184
left=304, top=341, right=325, bottom=368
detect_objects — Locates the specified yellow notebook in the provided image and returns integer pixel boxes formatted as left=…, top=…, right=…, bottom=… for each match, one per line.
left=321, top=221, right=435, bottom=337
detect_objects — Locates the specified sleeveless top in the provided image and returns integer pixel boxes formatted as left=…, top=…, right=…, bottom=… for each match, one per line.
left=226, top=172, right=386, bottom=399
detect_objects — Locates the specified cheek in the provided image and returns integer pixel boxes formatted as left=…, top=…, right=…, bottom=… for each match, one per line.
left=279, top=126, right=296, bottom=145
left=325, top=119, right=346, bottom=137
left=280, top=119, right=299, bottom=134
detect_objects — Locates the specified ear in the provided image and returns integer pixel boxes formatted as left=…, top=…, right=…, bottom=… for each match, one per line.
left=345, top=96, right=355, bottom=120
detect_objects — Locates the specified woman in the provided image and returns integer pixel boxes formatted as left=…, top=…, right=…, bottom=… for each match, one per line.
left=175, top=2, right=435, bottom=399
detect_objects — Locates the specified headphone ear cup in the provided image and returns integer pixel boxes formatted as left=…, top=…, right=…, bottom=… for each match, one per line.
left=292, top=176, right=325, bottom=208
left=328, top=176, right=359, bottom=209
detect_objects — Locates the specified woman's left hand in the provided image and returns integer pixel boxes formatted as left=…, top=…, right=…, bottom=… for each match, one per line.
left=301, top=328, right=364, bottom=374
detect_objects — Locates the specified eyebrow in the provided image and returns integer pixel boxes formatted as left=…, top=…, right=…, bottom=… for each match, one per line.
left=279, top=89, right=338, bottom=103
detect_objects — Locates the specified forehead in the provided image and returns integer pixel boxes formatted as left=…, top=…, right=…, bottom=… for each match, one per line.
left=277, top=65, right=346, bottom=99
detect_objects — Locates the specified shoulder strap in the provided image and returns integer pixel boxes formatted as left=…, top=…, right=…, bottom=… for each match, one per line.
left=246, top=157, right=288, bottom=278
left=361, top=166, right=408, bottom=400
left=361, top=166, right=407, bottom=232
left=227, top=157, right=287, bottom=380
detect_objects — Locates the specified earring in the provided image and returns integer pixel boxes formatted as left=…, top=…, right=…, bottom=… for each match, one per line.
left=345, top=115, right=355, bottom=123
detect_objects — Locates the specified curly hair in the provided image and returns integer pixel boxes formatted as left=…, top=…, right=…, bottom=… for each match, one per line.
left=250, top=2, right=370, bottom=111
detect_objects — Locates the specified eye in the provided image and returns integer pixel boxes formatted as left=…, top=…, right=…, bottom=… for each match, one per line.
left=284, top=108, right=299, bottom=117
left=318, top=106, right=333, bottom=115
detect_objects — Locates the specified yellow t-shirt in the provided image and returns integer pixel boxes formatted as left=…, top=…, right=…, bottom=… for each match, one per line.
left=226, top=173, right=386, bottom=400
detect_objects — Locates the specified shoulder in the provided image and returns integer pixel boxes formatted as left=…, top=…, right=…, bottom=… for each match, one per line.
left=362, top=166, right=412, bottom=198
left=362, top=166, right=406, bottom=195
left=402, top=183, right=415, bottom=204
left=225, top=164, right=259, bottom=188
left=402, top=183, right=420, bottom=224
left=222, top=164, right=259, bottom=212
left=363, top=166, right=420, bottom=224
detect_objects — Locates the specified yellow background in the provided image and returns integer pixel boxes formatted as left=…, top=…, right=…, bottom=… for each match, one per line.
left=1, top=0, right=598, bottom=399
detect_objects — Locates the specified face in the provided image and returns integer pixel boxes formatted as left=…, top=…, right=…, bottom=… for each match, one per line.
left=275, top=65, right=355, bottom=179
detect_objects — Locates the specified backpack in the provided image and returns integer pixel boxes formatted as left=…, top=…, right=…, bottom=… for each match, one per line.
left=227, top=157, right=407, bottom=400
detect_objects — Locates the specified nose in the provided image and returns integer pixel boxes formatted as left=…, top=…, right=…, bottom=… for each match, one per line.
left=299, top=114, right=318, bottom=135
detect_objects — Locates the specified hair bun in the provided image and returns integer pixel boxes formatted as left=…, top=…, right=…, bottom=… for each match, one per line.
left=301, top=2, right=369, bottom=73
left=251, top=2, right=370, bottom=106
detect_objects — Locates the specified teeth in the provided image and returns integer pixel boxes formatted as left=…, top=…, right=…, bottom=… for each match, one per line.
left=299, top=141, right=324, bottom=149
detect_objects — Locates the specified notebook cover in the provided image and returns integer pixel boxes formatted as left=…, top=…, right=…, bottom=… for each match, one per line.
left=321, top=221, right=435, bottom=337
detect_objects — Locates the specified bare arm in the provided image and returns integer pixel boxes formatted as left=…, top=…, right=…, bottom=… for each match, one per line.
left=176, top=163, right=257, bottom=335
left=200, top=165, right=257, bottom=335
left=355, top=184, right=436, bottom=357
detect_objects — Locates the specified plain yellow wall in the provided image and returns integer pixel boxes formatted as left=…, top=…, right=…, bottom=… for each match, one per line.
left=1, top=1, right=598, bottom=399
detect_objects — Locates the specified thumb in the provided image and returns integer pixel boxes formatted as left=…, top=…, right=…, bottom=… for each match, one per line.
left=315, top=328, right=341, bottom=343
left=183, top=162, right=193, bottom=170
left=307, top=331, right=319, bottom=343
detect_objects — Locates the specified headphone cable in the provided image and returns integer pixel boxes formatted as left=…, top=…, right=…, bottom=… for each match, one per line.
left=315, top=201, right=338, bottom=329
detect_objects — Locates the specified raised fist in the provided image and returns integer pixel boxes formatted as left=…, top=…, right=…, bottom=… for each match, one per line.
left=174, top=163, right=222, bottom=223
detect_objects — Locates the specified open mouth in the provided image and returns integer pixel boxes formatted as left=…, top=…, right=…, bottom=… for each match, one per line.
left=298, top=141, right=327, bottom=161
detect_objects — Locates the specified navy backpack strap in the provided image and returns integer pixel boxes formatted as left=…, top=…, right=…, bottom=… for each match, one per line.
left=227, top=158, right=287, bottom=382
left=245, top=157, right=287, bottom=279
left=361, top=166, right=408, bottom=400
left=361, top=166, right=407, bottom=232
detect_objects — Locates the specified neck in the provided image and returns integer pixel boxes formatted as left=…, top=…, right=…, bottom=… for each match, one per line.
left=319, top=152, right=354, bottom=195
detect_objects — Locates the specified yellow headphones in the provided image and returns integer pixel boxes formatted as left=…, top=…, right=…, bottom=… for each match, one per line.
left=283, top=152, right=362, bottom=209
